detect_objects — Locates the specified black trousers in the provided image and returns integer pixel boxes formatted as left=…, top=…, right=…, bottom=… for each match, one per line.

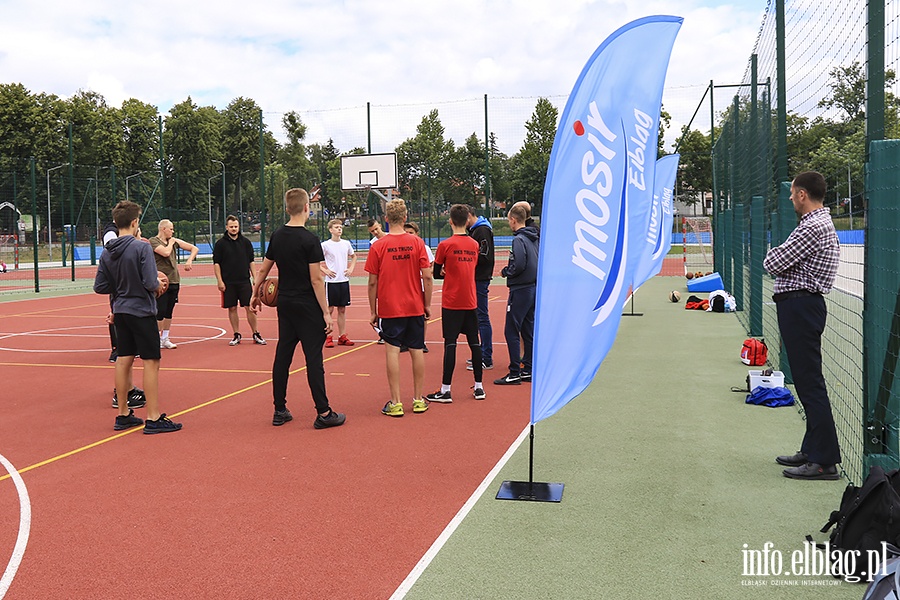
left=776, top=294, right=841, bottom=465
left=272, top=296, right=330, bottom=414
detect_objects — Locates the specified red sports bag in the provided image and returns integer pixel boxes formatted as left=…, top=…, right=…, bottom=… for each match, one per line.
left=740, top=338, right=768, bottom=366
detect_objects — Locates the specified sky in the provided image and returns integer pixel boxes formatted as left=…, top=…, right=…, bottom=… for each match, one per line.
left=0, top=0, right=768, bottom=155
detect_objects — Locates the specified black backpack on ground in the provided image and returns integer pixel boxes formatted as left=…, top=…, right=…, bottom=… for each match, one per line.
left=815, top=466, right=900, bottom=579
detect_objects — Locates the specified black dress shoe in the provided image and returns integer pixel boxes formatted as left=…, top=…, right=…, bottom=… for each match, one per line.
left=775, top=451, right=808, bottom=467
left=783, top=462, right=840, bottom=481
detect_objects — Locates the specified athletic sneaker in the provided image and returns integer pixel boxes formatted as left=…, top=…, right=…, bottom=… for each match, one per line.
left=325, top=336, right=335, bottom=348
left=423, top=345, right=429, bottom=353
left=473, top=387, right=486, bottom=400
left=314, top=410, right=346, bottom=429
left=412, top=398, right=429, bottom=413
left=337, top=334, right=354, bottom=346
left=494, top=373, right=521, bottom=385
left=377, top=339, right=385, bottom=345
left=272, top=409, right=293, bottom=426
left=425, top=390, right=453, bottom=403
left=143, top=414, right=183, bottom=434
left=253, top=332, right=267, bottom=345
left=108, top=349, right=118, bottom=363
left=229, top=333, right=242, bottom=346
left=520, top=372, right=532, bottom=382
left=114, top=409, right=144, bottom=431
left=112, top=387, right=146, bottom=409
left=466, top=360, right=494, bottom=371
left=382, top=401, right=404, bottom=417
left=161, top=338, right=177, bottom=349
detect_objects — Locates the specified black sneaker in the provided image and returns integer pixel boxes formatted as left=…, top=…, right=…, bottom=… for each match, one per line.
left=252, top=332, right=267, bottom=345
left=109, top=349, right=118, bottom=363
left=520, top=372, right=532, bottom=382
left=112, top=387, right=146, bottom=409
left=423, top=345, right=429, bottom=353
left=314, top=410, right=346, bottom=429
left=425, top=390, right=453, bottom=403
left=466, top=361, right=494, bottom=371
left=494, top=373, right=521, bottom=385
left=229, top=333, right=242, bottom=346
left=143, top=414, right=183, bottom=434
left=114, top=409, right=144, bottom=431
left=272, top=409, right=293, bottom=426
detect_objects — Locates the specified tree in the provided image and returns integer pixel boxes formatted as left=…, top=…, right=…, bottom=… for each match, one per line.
left=448, top=133, right=485, bottom=205
left=63, top=89, right=124, bottom=167
left=818, top=62, right=896, bottom=122
left=164, top=97, right=223, bottom=212
left=674, top=126, right=712, bottom=213
left=511, top=97, right=558, bottom=215
left=221, top=97, right=275, bottom=214
left=658, top=106, right=671, bottom=155
left=120, top=98, right=160, bottom=174
left=395, top=109, right=455, bottom=214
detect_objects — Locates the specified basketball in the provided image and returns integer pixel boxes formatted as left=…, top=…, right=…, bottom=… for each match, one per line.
left=669, top=290, right=681, bottom=303
left=156, top=271, right=169, bottom=297
left=260, top=277, right=278, bottom=307
left=686, top=272, right=694, bottom=280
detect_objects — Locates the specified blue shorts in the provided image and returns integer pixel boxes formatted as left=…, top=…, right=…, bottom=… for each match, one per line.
left=377, top=316, right=425, bottom=349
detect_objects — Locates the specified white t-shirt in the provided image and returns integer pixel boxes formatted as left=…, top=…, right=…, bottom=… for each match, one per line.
left=321, top=238, right=354, bottom=283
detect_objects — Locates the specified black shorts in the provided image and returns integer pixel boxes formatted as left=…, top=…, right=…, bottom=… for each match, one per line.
left=378, top=316, right=425, bottom=349
left=222, top=281, right=252, bottom=308
left=156, top=283, right=180, bottom=320
left=441, top=308, right=479, bottom=343
left=114, top=313, right=162, bottom=360
left=325, top=281, right=351, bottom=307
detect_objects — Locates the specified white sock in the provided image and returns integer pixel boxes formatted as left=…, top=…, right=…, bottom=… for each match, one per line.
left=475, top=382, right=483, bottom=389
left=441, top=384, right=451, bottom=393
left=162, top=330, right=170, bottom=340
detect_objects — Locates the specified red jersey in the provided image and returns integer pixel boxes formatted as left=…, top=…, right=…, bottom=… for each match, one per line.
left=434, top=234, right=478, bottom=310
left=364, top=232, right=430, bottom=318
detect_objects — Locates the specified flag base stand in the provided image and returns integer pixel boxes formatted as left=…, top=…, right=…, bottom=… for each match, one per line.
left=622, top=291, right=643, bottom=317
left=496, top=480, right=564, bottom=502
left=495, top=424, right=564, bottom=502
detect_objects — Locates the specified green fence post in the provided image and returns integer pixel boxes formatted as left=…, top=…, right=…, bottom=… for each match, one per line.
left=30, top=157, right=40, bottom=293
left=863, top=139, right=900, bottom=471
left=778, top=181, right=794, bottom=246
left=723, top=208, right=733, bottom=295
left=733, top=203, right=745, bottom=312
left=750, top=195, right=764, bottom=336
left=90, top=236, right=97, bottom=265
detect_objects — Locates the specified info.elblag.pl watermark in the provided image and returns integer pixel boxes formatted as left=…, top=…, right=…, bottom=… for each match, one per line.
left=741, top=541, right=893, bottom=585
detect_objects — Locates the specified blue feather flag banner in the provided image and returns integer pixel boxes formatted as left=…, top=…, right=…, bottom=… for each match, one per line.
left=531, top=16, right=682, bottom=424
left=633, top=153, right=680, bottom=289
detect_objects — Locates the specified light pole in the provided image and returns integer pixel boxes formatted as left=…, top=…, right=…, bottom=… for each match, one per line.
left=46, top=163, right=68, bottom=261
left=208, top=176, right=217, bottom=245
left=125, top=171, right=145, bottom=203
left=238, top=169, right=250, bottom=225
left=213, top=160, right=225, bottom=231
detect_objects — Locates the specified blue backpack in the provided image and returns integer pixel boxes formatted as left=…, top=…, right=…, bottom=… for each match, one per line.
left=862, top=546, right=900, bottom=599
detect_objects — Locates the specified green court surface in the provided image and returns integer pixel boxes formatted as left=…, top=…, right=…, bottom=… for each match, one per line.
left=406, top=275, right=862, bottom=599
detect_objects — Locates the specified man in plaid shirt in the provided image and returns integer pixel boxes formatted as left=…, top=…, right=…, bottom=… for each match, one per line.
left=763, top=171, right=841, bottom=480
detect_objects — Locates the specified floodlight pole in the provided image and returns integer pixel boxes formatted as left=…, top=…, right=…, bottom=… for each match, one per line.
left=125, top=171, right=145, bottom=203
left=208, top=176, right=217, bottom=244
left=46, top=163, right=68, bottom=261
left=213, top=160, right=226, bottom=230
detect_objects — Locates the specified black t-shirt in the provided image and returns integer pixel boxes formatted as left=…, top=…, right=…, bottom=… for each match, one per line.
left=264, top=225, right=324, bottom=300
left=213, top=234, right=255, bottom=284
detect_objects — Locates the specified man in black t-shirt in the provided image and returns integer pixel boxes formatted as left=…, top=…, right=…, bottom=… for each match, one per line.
left=251, top=187, right=346, bottom=430
left=214, top=215, right=265, bottom=346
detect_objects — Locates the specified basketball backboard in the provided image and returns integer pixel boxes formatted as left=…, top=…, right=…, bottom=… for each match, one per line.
left=340, top=153, right=398, bottom=191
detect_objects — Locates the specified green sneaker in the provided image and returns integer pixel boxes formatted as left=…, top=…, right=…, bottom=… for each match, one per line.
left=412, top=398, right=429, bottom=413
left=382, top=401, right=404, bottom=417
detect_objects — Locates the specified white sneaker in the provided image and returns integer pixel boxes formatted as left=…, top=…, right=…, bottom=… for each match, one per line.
left=161, top=338, right=177, bottom=349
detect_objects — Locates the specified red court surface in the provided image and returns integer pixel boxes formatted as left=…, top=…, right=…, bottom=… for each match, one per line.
left=0, top=283, right=529, bottom=599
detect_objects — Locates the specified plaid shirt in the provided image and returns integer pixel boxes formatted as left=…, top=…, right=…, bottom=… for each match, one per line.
left=763, top=207, right=839, bottom=294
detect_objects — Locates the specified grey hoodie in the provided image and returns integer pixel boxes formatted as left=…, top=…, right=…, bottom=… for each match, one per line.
left=94, top=234, right=159, bottom=317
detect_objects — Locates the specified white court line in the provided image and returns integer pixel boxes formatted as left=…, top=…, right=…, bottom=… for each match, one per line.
left=389, top=424, right=530, bottom=600
left=0, top=453, right=30, bottom=600
left=0, top=324, right=227, bottom=353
